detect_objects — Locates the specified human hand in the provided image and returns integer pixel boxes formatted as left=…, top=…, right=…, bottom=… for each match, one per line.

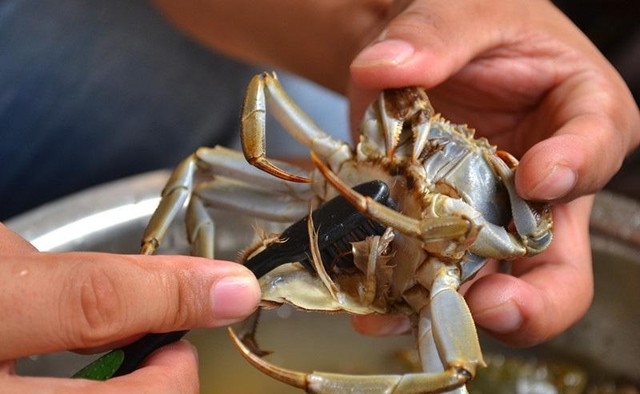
left=0, top=224, right=260, bottom=392
left=149, top=0, right=638, bottom=346
left=348, top=0, right=640, bottom=346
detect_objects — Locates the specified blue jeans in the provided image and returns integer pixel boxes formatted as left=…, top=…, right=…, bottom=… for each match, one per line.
left=0, top=0, right=256, bottom=219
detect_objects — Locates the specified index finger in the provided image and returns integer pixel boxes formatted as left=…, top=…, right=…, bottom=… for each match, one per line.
left=2, top=341, right=200, bottom=393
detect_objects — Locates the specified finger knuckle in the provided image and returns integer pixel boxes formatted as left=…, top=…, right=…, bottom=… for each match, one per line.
left=62, top=264, right=126, bottom=346
left=159, top=272, right=200, bottom=329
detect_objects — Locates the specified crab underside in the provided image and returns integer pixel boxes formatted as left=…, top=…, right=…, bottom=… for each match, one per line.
left=139, top=72, right=553, bottom=393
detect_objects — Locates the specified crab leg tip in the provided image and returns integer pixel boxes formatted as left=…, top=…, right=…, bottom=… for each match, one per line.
left=250, top=157, right=314, bottom=183
left=140, top=239, right=158, bottom=255
left=227, top=327, right=308, bottom=390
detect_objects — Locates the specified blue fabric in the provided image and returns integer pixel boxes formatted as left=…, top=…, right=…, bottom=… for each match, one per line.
left=0, top=0, right=256, bottom=219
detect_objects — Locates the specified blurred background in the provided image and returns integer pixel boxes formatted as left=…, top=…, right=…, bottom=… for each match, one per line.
left=554, top=0, right=640, bottom=200
left=1, top=0, right=638, bottom=220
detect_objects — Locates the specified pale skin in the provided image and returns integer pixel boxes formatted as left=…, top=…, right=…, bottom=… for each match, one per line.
left=3, top=0, right=639, bottom=392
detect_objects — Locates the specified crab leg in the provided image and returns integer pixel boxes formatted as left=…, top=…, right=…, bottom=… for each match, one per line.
left=195, top=178, right=310, bottom=222
left=311, top=152, right=476, bottom=243
left=241, top=72, right=353, bottom=177
left=425, top=263, right=486, bottom=392
left=141, top=158, right=244, bottom=258
left=228, top=326, right=470, bottom=393
left=197, top=146, right=313, bottom=199
left=141, top=146, right=313, bottom=254
left=416, top=309, right=469, bottom=394
left=141, top=154, right=197, bottom=255
left=487, top=152, right=553, bottom=254
left=186, top=195, right=215, bottom=259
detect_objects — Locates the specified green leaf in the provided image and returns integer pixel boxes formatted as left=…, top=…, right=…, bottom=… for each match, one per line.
left=72, top=350, right=125, bottom=381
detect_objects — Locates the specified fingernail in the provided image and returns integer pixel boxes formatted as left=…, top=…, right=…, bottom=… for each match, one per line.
left=474, top=300, right=523, bottom=334
left=530, top=165, right=577, bottom=200
left=352, top=39, right=415, bottom=68
left=210, top=276, right=259, bottom=323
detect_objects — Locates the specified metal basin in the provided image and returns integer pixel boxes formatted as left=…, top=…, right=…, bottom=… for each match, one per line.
left=8, top=170, right=640, bottom=392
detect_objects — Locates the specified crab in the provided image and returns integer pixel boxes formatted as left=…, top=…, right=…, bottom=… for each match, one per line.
left=140, top=72, right=553, bottom=393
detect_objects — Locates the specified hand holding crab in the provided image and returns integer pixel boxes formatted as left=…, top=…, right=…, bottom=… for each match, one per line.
left=153, top=0, right=639, bottom=347
left=346, top=0, right=640, bottom=347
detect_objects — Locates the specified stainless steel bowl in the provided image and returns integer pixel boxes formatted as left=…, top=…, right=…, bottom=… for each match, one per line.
left=8, top=171, right=640, bottom=392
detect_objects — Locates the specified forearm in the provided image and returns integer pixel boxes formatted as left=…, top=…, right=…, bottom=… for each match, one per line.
left=150, top=0, right=391, bottom=93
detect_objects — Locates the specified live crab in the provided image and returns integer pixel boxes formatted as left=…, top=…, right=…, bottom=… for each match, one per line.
left=140, top=72, right=553, bottom=393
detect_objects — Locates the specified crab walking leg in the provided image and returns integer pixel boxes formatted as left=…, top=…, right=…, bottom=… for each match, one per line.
left=415, top=309, right=441, bottom=372
left=141, top=154, right=197, bottom=255
left=241, top=72, right=311, bottom=183
left=416, top=309, right=469, bottom=394
left=487, top=152, right=553, bottom=254
left=197, top=146, right=314, bottom=199
left=432, top=183, right=550, bottom=259
left=241, top=72, right=353, bottom=177
left=141, top=154, right=221, bottom=256
left=141, top=146, right=314, bottom=254
left=423, top=263, right=486, bottom=393
left=228, top=326, right=470, bottom=394
left=312, top=152, right=476, bottom=243
left=195, top=178, right=310, bottom=223
left=186, top=195, right=215, bottom=259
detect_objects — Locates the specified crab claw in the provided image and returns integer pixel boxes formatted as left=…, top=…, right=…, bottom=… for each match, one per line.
left=489, top=152, right=553, bottom=254
left=228, top=327, right=470, bottom=394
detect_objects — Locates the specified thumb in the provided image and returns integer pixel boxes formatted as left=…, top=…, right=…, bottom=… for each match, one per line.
left=347, top=0, right=515, bottom=125
left=349, top=0, right=509, bottom=90
left=0, top=251, right=260, bottom=361
left=516, top=89, right=640, bottom=202
left=515, top=118, right=615, bottom=202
